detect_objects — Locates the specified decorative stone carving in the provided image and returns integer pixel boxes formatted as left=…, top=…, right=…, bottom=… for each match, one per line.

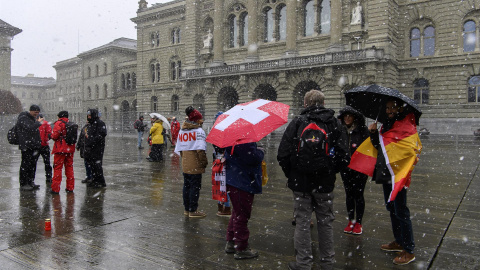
left=203, top=29, right=213, bottom=48
left=351, top=2, right=362, bottom=25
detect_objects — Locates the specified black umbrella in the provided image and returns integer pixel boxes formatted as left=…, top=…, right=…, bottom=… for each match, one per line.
left=344, top=84, right=422, bottom=125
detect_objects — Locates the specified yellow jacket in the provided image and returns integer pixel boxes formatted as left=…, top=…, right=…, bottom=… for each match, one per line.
left=149, top=120, right=164, bottom=144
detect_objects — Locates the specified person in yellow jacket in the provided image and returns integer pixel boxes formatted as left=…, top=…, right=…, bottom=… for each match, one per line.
left=147, top=116, right=164, bottom=162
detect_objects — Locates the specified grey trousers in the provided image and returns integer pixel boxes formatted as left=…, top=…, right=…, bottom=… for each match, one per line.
left=293, top=191, right=335, bottom=270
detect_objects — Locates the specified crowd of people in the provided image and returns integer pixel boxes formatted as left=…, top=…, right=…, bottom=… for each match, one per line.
left=14, top=105, right=107, bottom=193
left=12, top=87, right=421, bottom=268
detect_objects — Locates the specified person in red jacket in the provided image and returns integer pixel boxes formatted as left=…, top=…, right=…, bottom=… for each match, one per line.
left=170, top=117, right=180, bottom=146
left=50, top=111, right=76, bottom=194
left=37, top=114, right=53, bottom=183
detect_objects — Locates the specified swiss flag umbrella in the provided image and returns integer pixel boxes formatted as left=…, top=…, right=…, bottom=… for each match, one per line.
left=206, top=99, right=290, bottom=148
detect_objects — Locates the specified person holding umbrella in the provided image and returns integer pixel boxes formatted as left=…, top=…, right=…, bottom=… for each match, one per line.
left=337, top=106, right=369, bottom=235
left=346, top=85, right=422, bottom=265
left=147, top=115, right=164, bottom=162
left=206, top=99, right=290, bottom=259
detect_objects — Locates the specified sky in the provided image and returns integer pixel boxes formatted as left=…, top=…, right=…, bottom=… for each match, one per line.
left=0, top=0, right=171, bottom=79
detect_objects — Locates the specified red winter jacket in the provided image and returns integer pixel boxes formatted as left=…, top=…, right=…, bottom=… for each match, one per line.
left=51, top=117, right=76, bottom=154
left=39, top=121, right=52, bottom=147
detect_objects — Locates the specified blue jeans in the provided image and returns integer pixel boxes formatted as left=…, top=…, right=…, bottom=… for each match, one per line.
left=137, top=131, right=144, bottom=147
left=84, top=159, right=92, bottom=179
left=183, top=173, right=202, bottom=212
left=383, top=183, right=415, bottom=253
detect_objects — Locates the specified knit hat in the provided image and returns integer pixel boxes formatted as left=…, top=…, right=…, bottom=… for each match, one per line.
left=29, top=104, right=40, bottom=112
left=57, top=111, right=69, bottom=118
left=185, top=106, right=203, bottom=122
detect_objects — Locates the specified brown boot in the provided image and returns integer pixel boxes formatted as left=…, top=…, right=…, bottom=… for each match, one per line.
left=381, top=241, right=403, bottom=252
left=217, top=204, right=224, bottom=215
left=393, top=250, right=415, bottom=265
left=217, top=206, right=231, bottom=217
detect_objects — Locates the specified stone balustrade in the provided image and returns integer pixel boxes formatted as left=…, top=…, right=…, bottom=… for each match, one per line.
left=183, top=48, right=383, bottom=79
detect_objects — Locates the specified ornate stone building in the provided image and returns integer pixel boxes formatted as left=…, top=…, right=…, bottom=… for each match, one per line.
left=132, top=0, right=480, bottom=134
left=53, top=57, right=83, bottom=122
left=76, top=38, right=137, bottom=127
left=0, top=19, right=21, bottom=91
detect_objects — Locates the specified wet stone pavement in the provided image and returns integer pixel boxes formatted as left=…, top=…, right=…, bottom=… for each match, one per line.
left=0, top=132, right=479, bottom=270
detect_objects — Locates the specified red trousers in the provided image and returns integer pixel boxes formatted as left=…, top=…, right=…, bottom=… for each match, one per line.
left=52, top=154, right=75, bottom=192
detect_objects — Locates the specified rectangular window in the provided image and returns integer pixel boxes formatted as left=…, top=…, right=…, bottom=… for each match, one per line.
left=467, top=86, right=476, bottom=102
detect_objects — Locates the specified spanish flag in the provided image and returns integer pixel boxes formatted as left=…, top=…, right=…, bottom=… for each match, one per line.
left=348, top=113, right=422, bottom=202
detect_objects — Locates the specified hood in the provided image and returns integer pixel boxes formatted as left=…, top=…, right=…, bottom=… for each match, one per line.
left=337, top=106, right=366, bottom=127
left=87, top=108, right=99, bottom=123
left=182, top=120, right=202, bottom=130
left=300, top=105, right=336, bottom=124
left=154, top=119, right=163, bottom=124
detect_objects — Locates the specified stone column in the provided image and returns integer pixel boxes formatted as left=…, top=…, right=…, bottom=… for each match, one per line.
left=285, top=0, right=298, bottom=57
left=212, top=0, right=224, bottom=66
left=327, top=0, right=343, bottom=52
left=246, top=0, right=259, bottom=61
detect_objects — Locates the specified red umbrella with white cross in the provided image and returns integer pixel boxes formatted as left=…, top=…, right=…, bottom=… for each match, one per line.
left=206, top=99, right=290, bottom=148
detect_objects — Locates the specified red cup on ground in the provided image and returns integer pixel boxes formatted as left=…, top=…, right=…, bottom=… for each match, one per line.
left=45, top=219, right=51, bottom=231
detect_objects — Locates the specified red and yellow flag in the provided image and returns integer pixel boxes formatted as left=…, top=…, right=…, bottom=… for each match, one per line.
left=348, top=113, right=422, bottom=202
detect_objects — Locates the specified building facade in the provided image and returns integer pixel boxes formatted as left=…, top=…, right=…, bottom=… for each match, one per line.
left=53, top=57, right=83, bottom=122
left=10, top=75, right=56, bottom=114
left=131, top=0, right=480, bottom=134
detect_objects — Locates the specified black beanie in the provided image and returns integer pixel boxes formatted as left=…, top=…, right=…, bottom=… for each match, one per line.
left=29, top=104, right=40, bottom=112
left=57, top=111, right=69, bottom=118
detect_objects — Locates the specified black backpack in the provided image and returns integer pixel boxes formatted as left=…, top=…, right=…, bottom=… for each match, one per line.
left=7, top=125, right=19, bottom=145
left=60, top=120, right=78, bottom=145
left=294, top=118, right=334, bottom=174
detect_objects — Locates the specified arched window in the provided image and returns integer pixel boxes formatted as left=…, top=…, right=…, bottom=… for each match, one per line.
left=104, top=63, right=108, bottom=74
left=150, top=63, right=155, bottom=83
left=132, top=73, right=137, bottom=89
left=304, top=0, right=315, bottom=36
left=193, top=94, right=205, bottom=116
left=171, top=28, right=181, bottom=44
left=240, top=12, right=248, bottom=46
left=151, top=96, right=158, bottom=112
left=87, top=87, right=91, bottom=99
left=126, top=73, right=131, bottom=90
left=464, top=20, right=476, bottom=52
left=156, top=31, right=160, bottom=46
left=424, top=26, right=435, bottom=56
left=171, top=62, right=177, bottom=81
left=121, top=74, right=126, bottom=89
left=95, top=85, right=100, bottom=99
left=409, top=25, right=435, bottom=57
left=151, top=32, right=155, bottom=47
left=413, top=79, right=429, bottom=104
left=264, top=7, right=274, bottom=42
left=278, top=5, right=287, bottom=41
left=410, top=28, right=421, bottom=57
left=87, top=67, right=91, bottom=78
left=468, top=76, right=480, bottom=103
left=156, top=63, right=160, bottom=82
left=320, top=0, right=331, bottom=34
left=95, top=65, right=99, bottom=76
left=177, top=61, right=182, bottom=79
left=229, top=15, right=238, bottom=48
left=171, top=95, right=180, bottom=112
left=103, top=84, right=108, bottom=98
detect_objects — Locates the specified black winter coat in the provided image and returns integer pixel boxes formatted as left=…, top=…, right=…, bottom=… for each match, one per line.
left=16, top=111, right=41, bottom=151
left=277, top=105, right=350, bottom=193
left=84, top=109, right=107, bottom=160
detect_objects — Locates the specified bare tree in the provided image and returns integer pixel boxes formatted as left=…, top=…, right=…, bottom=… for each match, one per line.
left=0, top=90, right=22, bottom=114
